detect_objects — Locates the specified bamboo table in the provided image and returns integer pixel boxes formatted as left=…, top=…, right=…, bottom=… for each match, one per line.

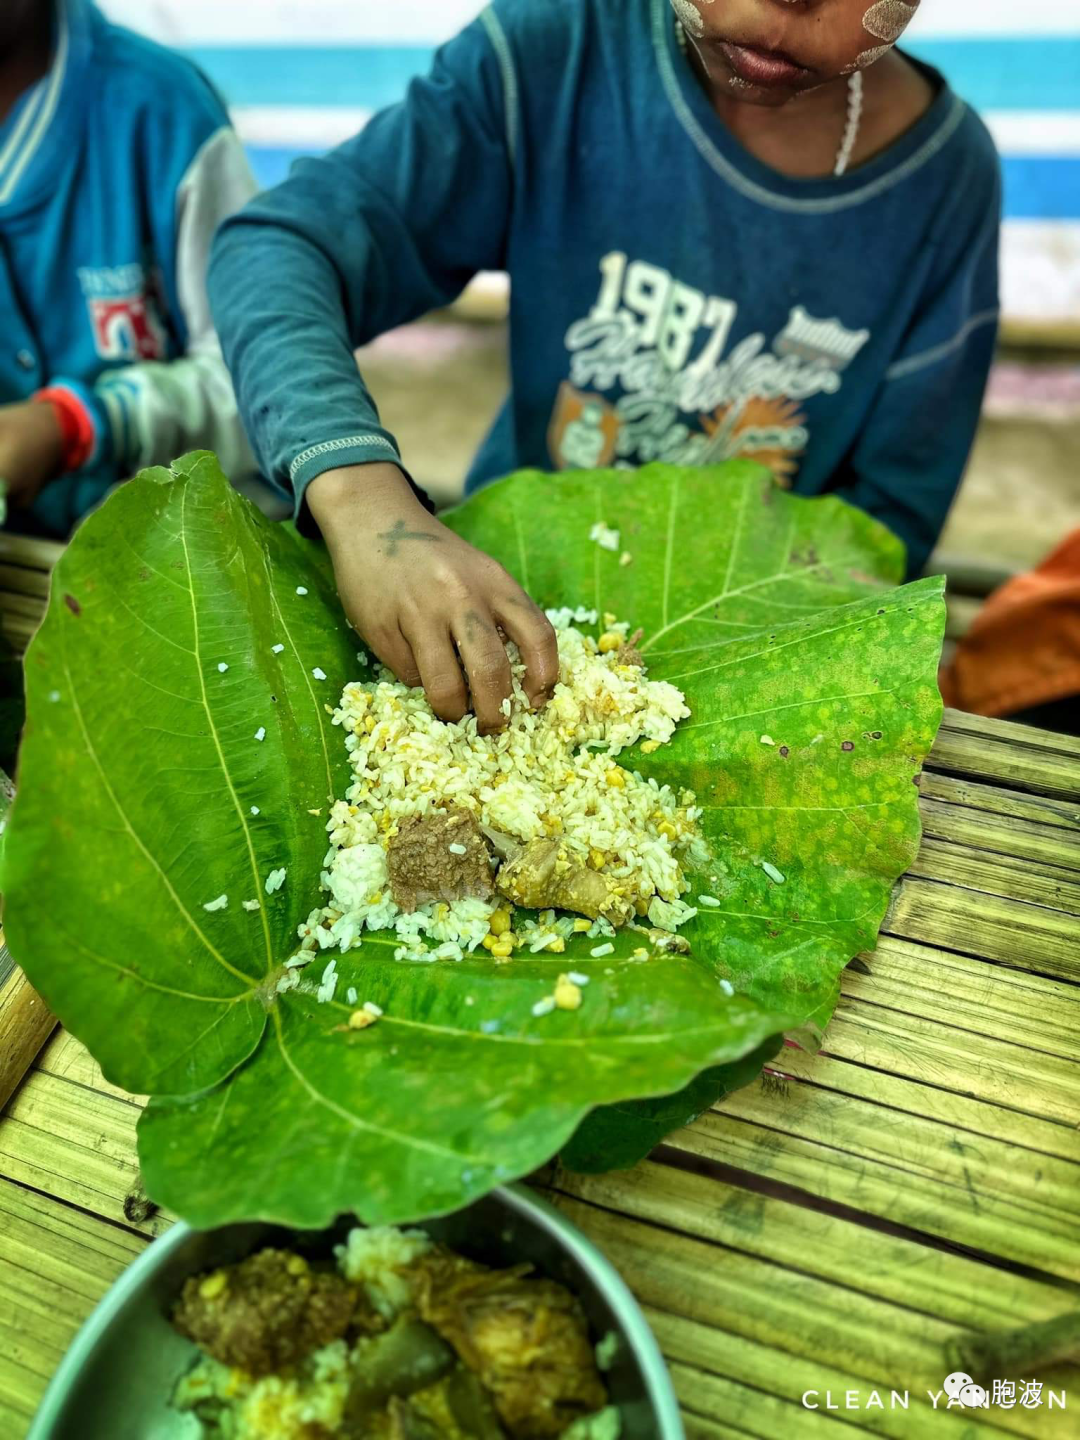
left=1, top=710, right=1078, bottom=1439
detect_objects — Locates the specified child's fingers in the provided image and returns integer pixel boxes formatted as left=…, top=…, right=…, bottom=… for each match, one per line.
left=495, top=592, right=559, bottom=708
left=367, top=623, right=421, bottom=689
left=452, top=607, right=514, bottom=735
left=406, top=625, right=470, bottom=724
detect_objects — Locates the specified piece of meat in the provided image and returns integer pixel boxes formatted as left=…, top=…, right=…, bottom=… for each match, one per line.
left=387, top=809, right=495, bottom=912
left=617, top=628, right=646, bottom=669
left=495, top=839, right=634, bottom=926
left=172, top=1248, right=359, bottom=1377
left=408, top=1249, right=607, bottom=1440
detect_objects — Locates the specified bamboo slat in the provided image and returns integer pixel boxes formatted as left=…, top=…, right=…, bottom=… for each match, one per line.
left=931, top=712, right=1080, bottom=802
left=939, top=711, right=1080, bottom=763
left=33, top=1027, right=133, bottom=1103
left=917, top=793, right=1080, bottom=874
left=0, top=1179, right=147, bottom=1429
left=777, top=1042, right=1080, bottom=1163
left=549, top=1162, right=1075, bottom=1333
left=682, top=1415, right=751, bottom=1440
left=671, top=1363, right=864, bottom=1440
left=999, top=317, right=1080, bottom=349
left=0, top=1068, right=167, bottom=1237
left=0, top=531, right=61, bottom=656
left=544, top=1195, right=1078, bottom=1440
left=0, top=564, right=50, bottom=600
left=0, top=932, right=57, bottom=1113
left=822, top=1000, right=1080, bottom=1127
left=0, top=615, right=40, bottom=653
left=0, top=592, right=46, bottom=622
left=659, top=1324, right=1010, bottom=1440
left=909, top=835, right=1080, bottom=912
left=884, top=879, right=1080, bottom=981
left=669, top=1099, right=1080, bottom=1280
left=0, top=534, right=64, bottom=573
left=920, top=771, right=1080, bottom=832
left=844, top=936, right=1080, bottom=1060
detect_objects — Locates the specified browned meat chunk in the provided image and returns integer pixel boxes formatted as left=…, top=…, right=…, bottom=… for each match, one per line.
left=387, top=809, right=495, bottom=912
left=408, top=1248, right=608, bottom=1439
left=617, top=629, right=646, bottom=669
left=172, top=1249, right=359, bottom=1377
left=496, top=839, right=634, bottom=926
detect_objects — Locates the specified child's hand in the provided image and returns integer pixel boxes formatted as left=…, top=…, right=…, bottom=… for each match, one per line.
left=307, top=464, right=559, bottom=733
left=0, top=402, right=63, bottom=506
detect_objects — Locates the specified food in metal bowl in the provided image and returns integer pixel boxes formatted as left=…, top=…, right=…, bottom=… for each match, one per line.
left=171, top=1223, right=620, bottom=1439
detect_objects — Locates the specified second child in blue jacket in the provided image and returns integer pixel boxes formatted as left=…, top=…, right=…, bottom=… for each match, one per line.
left=0, top=0, right=258, bottom=536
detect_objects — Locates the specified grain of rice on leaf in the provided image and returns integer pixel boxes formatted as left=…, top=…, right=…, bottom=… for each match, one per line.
left=1, top=454, right=944, bottom=1227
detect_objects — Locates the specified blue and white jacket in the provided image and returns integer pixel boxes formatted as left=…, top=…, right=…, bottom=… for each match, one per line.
left=0, top=0, right=257, bottom=535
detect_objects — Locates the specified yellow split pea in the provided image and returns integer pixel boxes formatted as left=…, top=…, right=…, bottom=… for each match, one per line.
left=554, top=975, right=583, bottom=1011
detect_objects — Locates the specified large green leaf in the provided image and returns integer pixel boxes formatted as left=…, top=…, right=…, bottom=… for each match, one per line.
left=2, top=455, right=943, bottom=1227
left=443, top=463, right=945, bottom=1169
left=559, top=1037, right=784, bottom=1174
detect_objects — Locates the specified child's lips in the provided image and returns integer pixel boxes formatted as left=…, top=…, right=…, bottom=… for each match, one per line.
left=717, top=40, right=812, bottom=88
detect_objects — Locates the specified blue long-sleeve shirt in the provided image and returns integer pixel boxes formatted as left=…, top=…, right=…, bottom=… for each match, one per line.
left=0, top=0, right=258, bottom=537
left=210, top=0, right=1001, bottom=575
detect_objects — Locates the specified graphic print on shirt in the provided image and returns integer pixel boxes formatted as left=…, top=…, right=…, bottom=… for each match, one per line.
left=78, top=263, right=168, bottom=362
left=548, top=252, right=870, bottom=482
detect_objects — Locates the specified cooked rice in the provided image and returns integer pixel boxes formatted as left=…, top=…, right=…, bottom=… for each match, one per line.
left=292, top=612, right=705, bottom=966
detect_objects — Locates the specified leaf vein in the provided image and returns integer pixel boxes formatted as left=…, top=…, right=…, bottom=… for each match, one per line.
left=178, top=484, right=277, bottom=977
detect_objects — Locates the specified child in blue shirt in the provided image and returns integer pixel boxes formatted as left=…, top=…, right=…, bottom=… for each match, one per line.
left=210, top=0, right=1000, bottom=731
left=0, top=0, right=257, bottom=537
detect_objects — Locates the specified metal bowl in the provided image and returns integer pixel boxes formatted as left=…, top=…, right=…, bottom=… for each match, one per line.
left=28, top=1185, right=684, bottom=1439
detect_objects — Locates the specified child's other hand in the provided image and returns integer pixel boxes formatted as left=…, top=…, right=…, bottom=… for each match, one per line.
left=307, top=464, right=559, bottom=733
left=0, top=402, right=63, bottom=506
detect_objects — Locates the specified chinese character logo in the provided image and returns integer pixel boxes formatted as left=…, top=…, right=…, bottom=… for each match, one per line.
left=943, top=1372, right=987, bottom=1407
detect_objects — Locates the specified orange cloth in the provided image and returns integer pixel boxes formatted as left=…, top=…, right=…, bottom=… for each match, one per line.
left=940, top=530, right=1080, bottom=718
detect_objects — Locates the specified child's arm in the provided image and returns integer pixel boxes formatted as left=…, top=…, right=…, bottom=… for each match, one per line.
left=209, top=11, right=558, bottom=725
left=308, top=463, right=559, bottom=733
left=0, top=89, right=256, bottom=509
left=88, top=125, right=259, bottom=484
left=832, top=173, right=1001, bottom=578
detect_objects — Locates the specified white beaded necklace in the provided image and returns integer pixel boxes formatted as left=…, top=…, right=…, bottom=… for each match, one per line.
left=675, top=20, right=864, bottom=178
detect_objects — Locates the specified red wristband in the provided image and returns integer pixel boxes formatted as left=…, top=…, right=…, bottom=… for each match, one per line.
left=33, top=387, right=96, bottom=474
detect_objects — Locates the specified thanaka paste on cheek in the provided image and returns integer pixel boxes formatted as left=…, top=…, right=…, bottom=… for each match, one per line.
left=848, top=0, right=918, bottom=71
left=862, top=0, right=918, bottom=43
left=670, top=0, right=709, bottom=41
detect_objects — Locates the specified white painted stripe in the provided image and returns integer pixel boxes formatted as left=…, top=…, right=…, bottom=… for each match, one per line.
left=99, top=0, right=485, bottom=45
left=907, top=1, right=1079, bottom=37
left=984, top=112, right=1080, bottom=156
left=1000, top=219, right=1080, bottom=322
left=232, top=106, right=373, bottom=148
left=97, top=0, right=1080, bottom=44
